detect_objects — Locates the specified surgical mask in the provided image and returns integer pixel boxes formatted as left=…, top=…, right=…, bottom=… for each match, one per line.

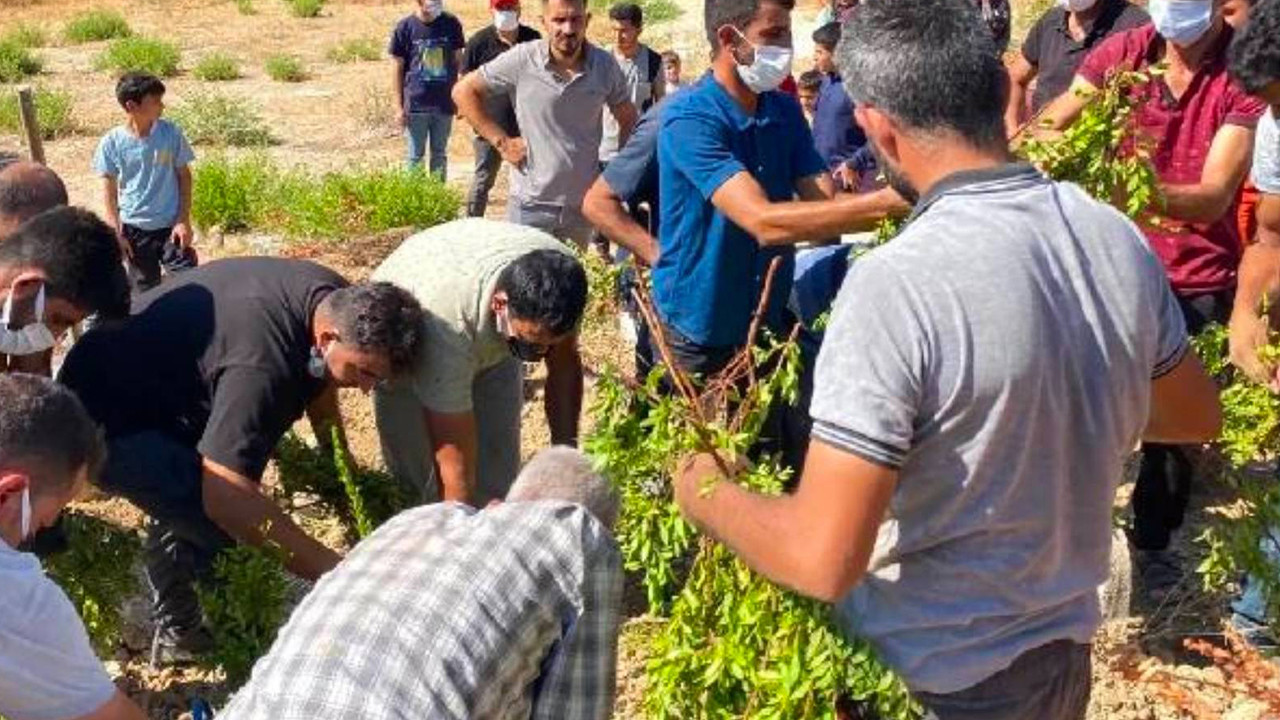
left=20, top=487, right=31, bottom=542
left=0, top=282, right=57, bottom=357
left=308, top=342, right=330, bottom=379
left=1149, top=0, right=1214, bottom=46
left=494, top=10, right=519, bottom=32
left=732, top=28, right=793, bottom=94
left=1057, top=0, right=1099, bottom=12
left=496, top=308, right=550, bottom=362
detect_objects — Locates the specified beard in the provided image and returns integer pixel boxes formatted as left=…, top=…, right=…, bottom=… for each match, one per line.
left=868, top=141, right=920, bottom=205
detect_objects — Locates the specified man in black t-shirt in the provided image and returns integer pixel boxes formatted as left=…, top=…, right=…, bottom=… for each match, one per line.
left=462, top=0, right=541, bottom=218
left=58, top=257, right=424, bottom=664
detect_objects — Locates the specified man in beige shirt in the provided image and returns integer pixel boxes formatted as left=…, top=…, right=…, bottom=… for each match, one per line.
left=371, top=218, right=588, bottom=505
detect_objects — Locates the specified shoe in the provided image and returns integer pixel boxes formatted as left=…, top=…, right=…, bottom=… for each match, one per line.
left=1134, top=548, right=1183, bottom=605
left=149, top=624, right=214, bottom=668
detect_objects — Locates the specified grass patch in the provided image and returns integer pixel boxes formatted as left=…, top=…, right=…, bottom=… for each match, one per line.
left=0, top=87, right=74, bottom=139
left=0, top=41, right=42, bottom=82
left=192, top=52, right=240, bottom=81
left=169, top=92, right=273, bottom=147
left=326, top=37, right=381, bottom=63
left=64, top=9, right=132, bottom=44
left=192, top=154, right=460, bottom=237
left=587, top=0, right=681, bottom=23
left=3, top=23, right=48, bottom=49
left=264, top=54, right=307, bottom=82
left=235, top=0, right=257, bottom=14
left=285, top=0, right=324, bottom=18
left=94, top=36, right=181, bottom=77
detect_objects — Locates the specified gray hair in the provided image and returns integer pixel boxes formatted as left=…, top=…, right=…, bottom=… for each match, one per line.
left=506, top=447, right=619, bottom=529
left=836, top=0, right=1007, bottom=149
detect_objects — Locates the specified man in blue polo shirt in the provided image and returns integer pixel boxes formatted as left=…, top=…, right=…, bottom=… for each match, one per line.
left=651, top=0, right=906, bottom=376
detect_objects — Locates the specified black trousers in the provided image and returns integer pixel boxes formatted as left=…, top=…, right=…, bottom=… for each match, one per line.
left=123, top=224, right=197, bottom=293
left=466, top=136, right=503, bottom=218
left=1131, top=289, right=1233, bottom=551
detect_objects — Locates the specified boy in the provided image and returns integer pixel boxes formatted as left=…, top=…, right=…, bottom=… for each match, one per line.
left=389, top=0, right=466, bottom=177
left=93, top=73, right=196, bottom=293
left=661, top=50, right=684, bottom=95
left=797, top=69, right=823, bottom=120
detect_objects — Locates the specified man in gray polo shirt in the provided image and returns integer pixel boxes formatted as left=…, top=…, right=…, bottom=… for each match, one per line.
left=671, top=0, right=1222, bottom=717
left=454, top=0, right=638, bottom=248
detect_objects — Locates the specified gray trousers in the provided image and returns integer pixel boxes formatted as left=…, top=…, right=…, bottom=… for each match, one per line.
left=373, top=358, right=523, bottom=507
left=505, top=198, right=593, bottom=249
left=916, top=640, right=1091, bottom=720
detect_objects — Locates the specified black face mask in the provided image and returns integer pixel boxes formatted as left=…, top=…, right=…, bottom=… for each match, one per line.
left=507, top=336, right=550, bottom=362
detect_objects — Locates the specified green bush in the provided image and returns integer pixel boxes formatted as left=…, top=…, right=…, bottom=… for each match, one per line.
left=94, top=36, right=181, bottom=77
left=0, top=87, right=75, bottom=139
left=198, top=544, right=290, bottom=685
left=169, top=92, right=273, bottom=147
left=275, top=430, right=402, bottom=542
left=191, top=153, right=277, bottom=231
left=286, top=0, right=324, bottom=18
left=326, top=37, right=380, bottom=64
left=3, top=23, right=48, bottom=49
left=192, top=52, right=240, bottom=81
left=587, top=0, right=680, bottom=23
left=235, top=0, right=257, bottom=14
left=44, top=512, right=141, bottom=654
left=0, top=40, right=42, bottom=82
left=64, top=9, right=132, bottom=44
left=264, top=54, right=306, bottom=82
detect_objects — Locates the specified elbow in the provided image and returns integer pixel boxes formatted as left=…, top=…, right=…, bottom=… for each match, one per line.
left=802, top=563, right=863, bottom=603
left=581, top=180, right=609, bottom=229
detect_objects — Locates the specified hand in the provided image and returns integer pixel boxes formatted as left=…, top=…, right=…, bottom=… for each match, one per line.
left=496, top=136, right=528, bottom=166
left=1230, top=311, right=1276, bottom=387
left=835, top=163, right=858, bottom=192
left=170, top=222, right=193, bottom=251
left=113, top=223, right=133, bottom=261
left=673, top=451, right=744, bottom=516
left=395, top=108, right=408, bottom=129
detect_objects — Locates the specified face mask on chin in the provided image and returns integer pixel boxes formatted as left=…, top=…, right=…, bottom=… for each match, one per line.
left=495, top=307, right=550, bottom=362
left=730, top=28, right=793, bottom=94
left=1149, top=0, right=1215, bottom=46
left=0, top=282, right=58, bottom=357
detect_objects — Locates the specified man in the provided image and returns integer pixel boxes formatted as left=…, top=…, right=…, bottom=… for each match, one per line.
left=389, top=0, right=466, bottom=177
left=1041, top=0, right=1267, bottom=595
left=671, top=0, right=1222, bottom=717
left=372, top=219, right=587, bottom=506
left=58, top=258, right=424, bottom=664
left=454, top=0, right=639, bottom=248
left=218, top=447, right=622, bottom=720
left=598, top=3, right=664, bottom=165
left=1223, top=0, right=1280, bottom=650
left=1, top=207, right=130, bottom=376
left=1005, top=0, right=1149, bottom=133
left=650, top=0, right=905, bottom=378
left=460, top=0, right=541, bottom=218
left=0, top=374, right=148, bottom=720
left=0, top=160, right=68, bottom=240
left=810, top=22, right=871, bottom=192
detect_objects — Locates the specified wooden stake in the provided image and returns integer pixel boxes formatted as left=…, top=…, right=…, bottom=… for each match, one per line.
left=17, top=87, right=46, bottom=165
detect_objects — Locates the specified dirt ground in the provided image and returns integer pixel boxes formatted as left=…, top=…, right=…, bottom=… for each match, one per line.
left=3, top=0, right=1277, bottom=717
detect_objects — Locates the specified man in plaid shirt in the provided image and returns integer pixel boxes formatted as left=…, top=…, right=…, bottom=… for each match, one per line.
left=218, top=447, right=622, bottom=720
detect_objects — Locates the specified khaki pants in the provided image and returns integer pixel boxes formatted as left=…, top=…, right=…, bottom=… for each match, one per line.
left=373, top=358, right=522, bottom=507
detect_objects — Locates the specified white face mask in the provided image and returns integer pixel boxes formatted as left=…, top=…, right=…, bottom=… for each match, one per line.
left=494, top=9, right=519, bottom=31
left=0, top=282, right=58, bottom=357
left=731, top=28, right=793, bottom=94
left=308, top=342, right=331, bottom=379
left=1057, top=0, right=1099, bottom=12
left=20, top=487, right=31, bottom=542
left=1149, top=0, right=1215, bottom=46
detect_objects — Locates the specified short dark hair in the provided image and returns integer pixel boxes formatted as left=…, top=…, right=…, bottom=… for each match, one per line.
left=496, top=250, right=587, bottom=336
left=324, top=282, right=424, bottom=376
left=812, top=21, right=841, bottom=50
left=0, top=207, right=130, bottom=320
left=0, top=162, right=69, bottom=229
left=609, top=2, right=644, bottom=27
left=0, top=152, right=20, bottom=171
left=838, top=0, right=1006, bottom=148
left=705, top=0, right=796, bottom=50
left=115, top=72, right=166, bottom=108
left=798, top=69, right=824, bottom=91
left=0, top=373, right=106, bottom=498
left=1229, top=0, right=1280, bottom=95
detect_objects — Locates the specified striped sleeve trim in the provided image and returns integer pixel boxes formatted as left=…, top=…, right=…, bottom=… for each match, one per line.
left=811, top=420, right=908, bottom=470
left=1152, top=338, right=1190, bottom=380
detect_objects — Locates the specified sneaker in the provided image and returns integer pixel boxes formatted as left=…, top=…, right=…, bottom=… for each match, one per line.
left=149, top=624, right=214, bottom=668
left=1134, top=548, right=1183, bottom=605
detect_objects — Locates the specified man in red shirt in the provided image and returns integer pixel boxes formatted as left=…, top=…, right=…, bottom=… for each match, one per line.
left=1041, top=0, right=1266, bottom=598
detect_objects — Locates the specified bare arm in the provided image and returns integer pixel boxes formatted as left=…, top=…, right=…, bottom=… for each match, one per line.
left=391, top=56, right=407, bottom=126
left=425, top=409, right=478, bottom=503
left=201, top=458, right=341, bottom=580
left=101, top=175, right=131, bottom=260
left=711, top=172, right=908, bottom=246
left=609, top=101, right=639, bottom=152
left=544, top=335, right=583, bottom=446
left=1230, top=193, right=1280, bottom=383
left=1005, top=55, right=1037, bottom=137
left=70, top=690, right=148, bottom=720
left=454, top=73, right=526, bottom=164
left=796, top=172, right=836, bottom=201
left=1144, top=352, right=1223, bottom=443
left=305, top=383, right=346, bottom=453
left=674, top=440, right=898, bottom=602
left=175, top=165, right=192, bottom=227
left=581, top=176, right=659, bottom=265
left=1160, top=125, right=1255, bottom=225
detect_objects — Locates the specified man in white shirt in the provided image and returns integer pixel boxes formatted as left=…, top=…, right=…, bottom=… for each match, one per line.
left=0, top=373, right=146, bottom=720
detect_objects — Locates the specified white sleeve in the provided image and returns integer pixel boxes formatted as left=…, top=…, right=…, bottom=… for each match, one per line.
left=0, top=573, right=117, bottom=720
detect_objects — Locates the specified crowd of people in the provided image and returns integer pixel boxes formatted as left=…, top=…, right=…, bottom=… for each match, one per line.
left=1, top=0, right=1279, bottom=717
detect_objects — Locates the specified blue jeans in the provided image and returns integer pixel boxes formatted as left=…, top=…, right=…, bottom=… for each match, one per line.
left=1232, top=519, right=1280, bottom=627
left=405, top=110, right=452, bottom=179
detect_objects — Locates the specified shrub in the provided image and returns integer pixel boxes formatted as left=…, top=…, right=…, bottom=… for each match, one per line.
left=198, top=544, right=290, bottom=685
left=94, top=36, right=181, bottom=77
left=587, top=0, right=681, bottom=23
left=192, top=52, right=240, bottom=81
left=264, top=54, right=306, bottom=82
left=286, top=0, right=324, bottom=18
left=191, top=153, right=277, bottom=231
left=3, top=23, right=48, bottom=49
left=64, top=9, right=132, bottom=44
left=169, top=92, right=272, bottom=147
left=326, top=37, right=380, bottom=64
left=0, top=40, right=42, bottom=82
left=235, top=0, right=257, bottom=14
left=275, top=429, right=402, bottom=542
left=44, top=512, right=141, bottom=654
left=0, top=87, right=75, bottom=139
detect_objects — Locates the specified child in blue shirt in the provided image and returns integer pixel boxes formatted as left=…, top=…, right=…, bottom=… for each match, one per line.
left=93, top=73, right=196, bottom=293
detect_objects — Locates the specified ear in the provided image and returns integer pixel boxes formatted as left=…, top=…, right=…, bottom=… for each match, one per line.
left=318, top=328, right=341, bottom=346
left=715, top=24, right=739, bottom=54
left=0, top=472, right=31, bottom=500
left=490, top=290, right=508, bottom=313
left=856, top=105, right=900, bottom=165
left=5, top=271, right=47, bottom=300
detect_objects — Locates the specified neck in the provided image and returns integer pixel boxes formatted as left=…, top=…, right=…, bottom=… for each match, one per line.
left=907, top=140, right=1015, bottom=200
left=1165, top=20, right=1224, bottom=70
left=550, top=42, right=586, bottom=71
left=498, top=27, right=518, bottom=42
left=417, top=9, right=436, bottom=22
left=713, top=54, right=758, bottom=114
left=128, top=116, right=155, bottom=136
left=1072, top=1, right=1105, bottom=24
left=618, top=44, right=639, bottom=60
